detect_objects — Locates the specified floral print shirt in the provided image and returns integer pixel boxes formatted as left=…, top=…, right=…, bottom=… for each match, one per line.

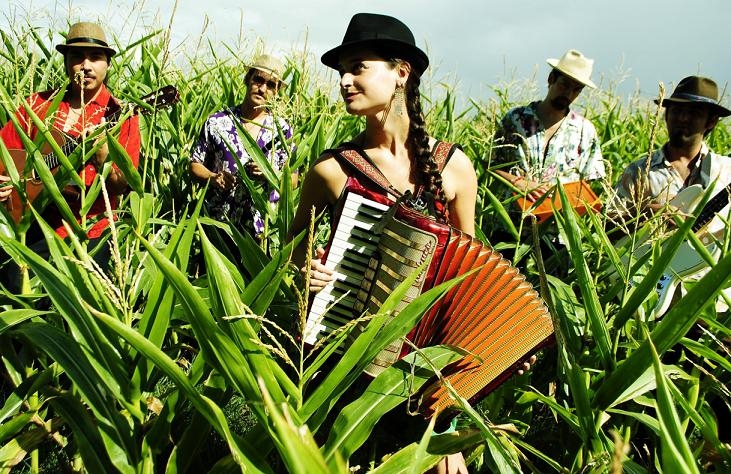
left=495, top=101, right=605, bottom=183
left=190, top=106, right=294, bottom=236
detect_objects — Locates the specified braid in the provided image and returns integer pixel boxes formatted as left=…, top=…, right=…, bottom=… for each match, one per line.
left=405, top=76, right=446, bottom=214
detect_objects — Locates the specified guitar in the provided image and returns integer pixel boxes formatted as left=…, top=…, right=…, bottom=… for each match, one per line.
left=0, top=85, right=179, bottom=223
left=627, top=183, right=731, bottom=316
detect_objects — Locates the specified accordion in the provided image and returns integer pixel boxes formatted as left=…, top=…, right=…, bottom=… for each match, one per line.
left=304, top=186, right=553, bottom=418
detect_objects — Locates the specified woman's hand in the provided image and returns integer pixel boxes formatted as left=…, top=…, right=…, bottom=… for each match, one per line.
left=300, top=247, right=334, bottom=293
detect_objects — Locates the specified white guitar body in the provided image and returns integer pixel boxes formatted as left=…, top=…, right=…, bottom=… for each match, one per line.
left=653, top=184, right=729, bottom=316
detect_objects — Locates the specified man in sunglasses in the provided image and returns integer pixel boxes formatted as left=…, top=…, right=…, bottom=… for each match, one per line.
left=190, top=54, right=295, bottom=240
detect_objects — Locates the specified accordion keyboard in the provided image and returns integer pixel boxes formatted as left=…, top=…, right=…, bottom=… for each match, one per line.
left=303, top=191, right=390, bottom=345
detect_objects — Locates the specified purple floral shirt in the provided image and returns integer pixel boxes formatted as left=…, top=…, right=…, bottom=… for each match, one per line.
left=190, top=106, right=294, bottom=235
left=495, top=101, right=605, bottom=183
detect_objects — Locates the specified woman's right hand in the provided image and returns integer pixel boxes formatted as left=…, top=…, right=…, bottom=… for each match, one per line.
left=301, top=247, right=334, bottom=293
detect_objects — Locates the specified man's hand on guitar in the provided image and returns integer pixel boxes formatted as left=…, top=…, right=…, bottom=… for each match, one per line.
left=514, top=176, right=551, bottom=201
left=300, top=247, right=334, bottom=293
left=81, top=124, right=110, bottom=169
left=0, top=175, right=11, bottom=202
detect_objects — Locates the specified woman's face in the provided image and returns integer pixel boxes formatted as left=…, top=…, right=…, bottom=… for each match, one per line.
left=337, top=49, right=400, bottom=116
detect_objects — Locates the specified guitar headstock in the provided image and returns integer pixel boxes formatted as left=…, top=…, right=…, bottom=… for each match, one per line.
left=135, top=85, right=180, bottom=113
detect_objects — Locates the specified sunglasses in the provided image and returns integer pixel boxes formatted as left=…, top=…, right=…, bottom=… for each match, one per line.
left=250, top=74, right=279, bottom=90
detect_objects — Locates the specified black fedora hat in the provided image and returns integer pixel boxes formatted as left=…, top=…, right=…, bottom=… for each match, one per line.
left=656, top=76, right=731, bottom=117
left=321, top=13, right=429, bottom=76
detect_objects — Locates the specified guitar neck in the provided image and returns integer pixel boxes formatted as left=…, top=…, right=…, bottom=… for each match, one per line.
left=43, top=105, right=126, bottom=170
left=38, top=85, right=178, bottom=171
left=692, top=183, right=731, bottom=232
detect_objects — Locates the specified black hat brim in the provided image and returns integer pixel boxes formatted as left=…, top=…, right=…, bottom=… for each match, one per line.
left=321, top=38, right=429, bottom=76
left=655, top=97, right=731, bottom=117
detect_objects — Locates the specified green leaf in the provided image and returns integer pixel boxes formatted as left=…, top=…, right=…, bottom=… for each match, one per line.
left=595, top=249, right=731, bottom=410
left=11, top=322, right=137, bottom=467
left=323, top=346, right=464, bottom=462
left=92, top=307, right=272, bottom=473
left=555, top=182, right=613, bottom=371
left=647, top=335, right=700, bottom=473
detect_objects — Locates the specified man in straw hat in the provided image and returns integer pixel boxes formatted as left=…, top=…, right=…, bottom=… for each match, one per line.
left=190, top=53, right=295, bottom=242
left=493, top=49, right=606, bottom=201
left=489, top=49, right=605, bottom=272
left=0, top=21, right=140, bottom=291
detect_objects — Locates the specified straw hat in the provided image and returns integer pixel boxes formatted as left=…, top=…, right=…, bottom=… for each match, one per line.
left=656, top=76, right=731, bottom=117
left=546, top=49, right=595, bottom=89
left=321, top=13, right=429, bottom=76
left=55, top=22, right=116, bottom=57
left=248, top=54, right=287, bottom=86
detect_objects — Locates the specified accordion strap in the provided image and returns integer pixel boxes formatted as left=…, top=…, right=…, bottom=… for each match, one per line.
left=328, top=140, right=460, bottom=199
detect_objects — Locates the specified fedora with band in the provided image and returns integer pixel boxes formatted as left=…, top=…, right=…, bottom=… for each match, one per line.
left=656, top=76, right=731, bottom=117
left=321, top=13, right=429, bottom=76
left=56, top=22, right=116, bottom=57
left=547, top=49, right=596, bottom=89
left=248, top=54, right=287, bottom=86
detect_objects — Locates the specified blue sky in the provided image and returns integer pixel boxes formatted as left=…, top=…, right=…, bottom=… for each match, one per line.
left=6, top=0, right=731, bottom=108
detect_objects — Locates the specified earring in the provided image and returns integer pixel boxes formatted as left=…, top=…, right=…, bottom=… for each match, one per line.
left=394, top=84, right=405, bottom=117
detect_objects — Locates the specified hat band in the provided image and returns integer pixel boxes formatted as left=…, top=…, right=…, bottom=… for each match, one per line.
left=671, top=92, right=719, bottom=105
left=65, top=37, right=111, bottom=48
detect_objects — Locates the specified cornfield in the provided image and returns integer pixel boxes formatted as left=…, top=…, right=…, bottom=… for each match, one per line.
left=0, top=8, right=729, bottom=474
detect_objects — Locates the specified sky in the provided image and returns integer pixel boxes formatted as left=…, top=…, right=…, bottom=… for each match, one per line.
left=6, top=0, right=731, bottom=109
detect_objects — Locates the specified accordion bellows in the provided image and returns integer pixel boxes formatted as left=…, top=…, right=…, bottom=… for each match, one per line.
left=305, top=188, right=553, bottom=418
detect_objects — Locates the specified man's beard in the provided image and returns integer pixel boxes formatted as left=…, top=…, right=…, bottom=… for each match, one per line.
left=668, top=130, right=695, bottom=148
left=550, top=96, right=570, bottom=111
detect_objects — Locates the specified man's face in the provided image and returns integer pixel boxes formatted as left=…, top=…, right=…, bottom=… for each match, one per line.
left=665, top=102, right=714, bottom=148
left=547, top=73, right=585, bottom=111
left=65, top=47, right=109, bottom=95
left=246, top=69, right=280, bottom=107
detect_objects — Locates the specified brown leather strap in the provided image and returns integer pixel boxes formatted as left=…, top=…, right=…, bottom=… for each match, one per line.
left=335, top=146, right=401, bottom=198
left=329, top=140, right=460, bottom=197
left=431, top=140, right=459, bottom=173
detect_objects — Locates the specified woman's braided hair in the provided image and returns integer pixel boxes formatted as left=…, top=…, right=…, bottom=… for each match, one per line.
left=404, top=71, right=447, bottom=215
left=375, top=49, right=447, bottom=215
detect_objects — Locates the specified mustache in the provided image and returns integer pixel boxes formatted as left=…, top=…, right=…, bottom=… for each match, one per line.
left=550, top=96, right=570, bottom=110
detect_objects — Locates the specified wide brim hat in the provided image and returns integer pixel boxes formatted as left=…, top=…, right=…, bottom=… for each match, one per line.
left=546, top=49, right=596, bottom=89
left=321, top=13, right=429, bottom=76
left=655, top=75, right=731, bottom=117
left=56, top=22, right=116, bottom=57
left=247, top=54, right=287, bottom=86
